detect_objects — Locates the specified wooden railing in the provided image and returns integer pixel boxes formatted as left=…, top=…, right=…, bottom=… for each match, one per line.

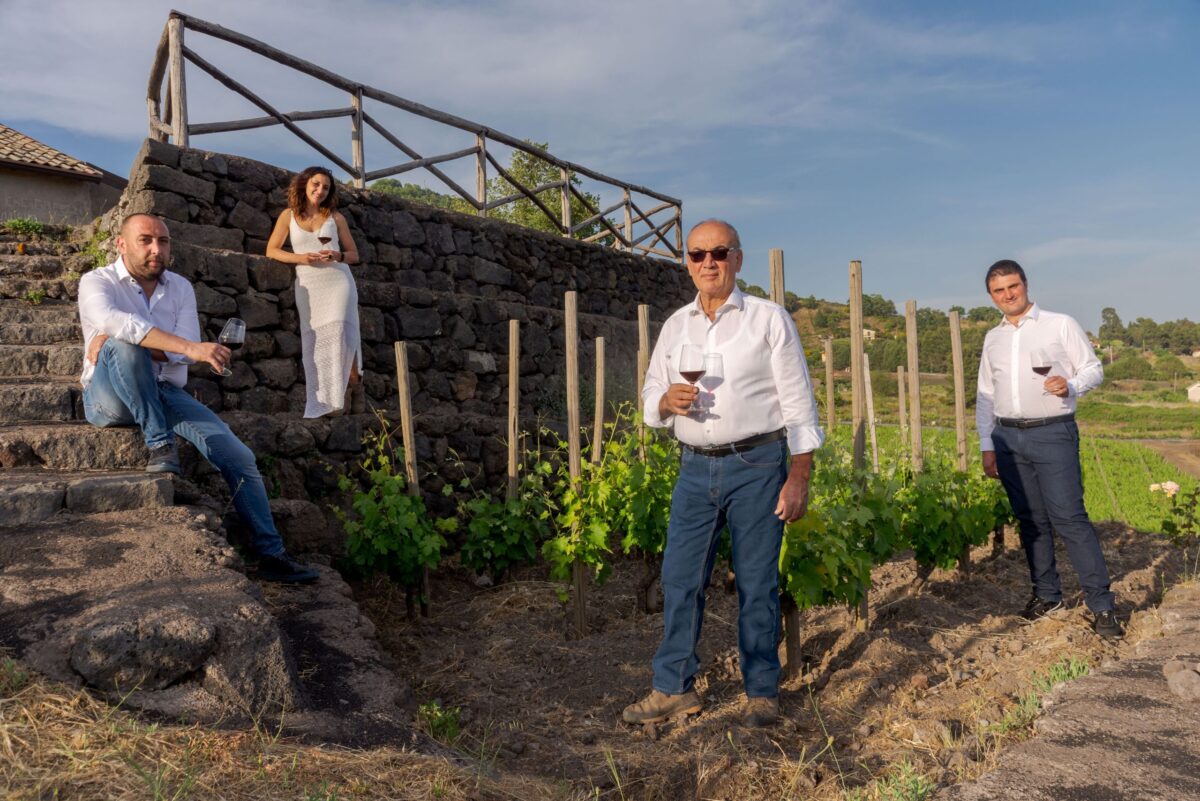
left=146, top=11, right=683, bottom=263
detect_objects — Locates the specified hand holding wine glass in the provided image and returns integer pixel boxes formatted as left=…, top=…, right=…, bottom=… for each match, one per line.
left=1031, top=348, right=1054, bottom=395
left=678, top=344, right=706, bottom=413
left=211, top=318, right=245, bottom=377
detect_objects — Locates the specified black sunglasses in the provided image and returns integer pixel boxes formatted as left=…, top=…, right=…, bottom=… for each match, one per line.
left=686, top=246, right=738, bottom=263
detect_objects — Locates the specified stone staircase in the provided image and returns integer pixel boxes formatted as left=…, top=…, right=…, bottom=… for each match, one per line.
left=0, top=232, right=172, bottom=526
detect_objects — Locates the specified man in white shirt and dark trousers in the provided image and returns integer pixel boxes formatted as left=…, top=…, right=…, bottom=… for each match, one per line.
left=976, top=259, right=1121, bottom=639
left=622, top=220, right=823, bottom=728
left=78, top=213, right=318, bottom=584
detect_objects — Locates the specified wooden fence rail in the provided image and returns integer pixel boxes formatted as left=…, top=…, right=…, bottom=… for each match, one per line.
left=146, top=11, right=683, bottom=263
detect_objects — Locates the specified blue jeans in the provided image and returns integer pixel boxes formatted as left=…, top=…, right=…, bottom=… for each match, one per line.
left=83, top=339, right=285, bottom=558
left=992, top=420, right=1115, bottom=613
left=652, top=438, right=788, bottom=699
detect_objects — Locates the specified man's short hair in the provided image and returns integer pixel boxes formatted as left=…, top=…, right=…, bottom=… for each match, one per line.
left=119, top=212, right=166, bottom=235
left=688, top=219, right=741, bottom=248
left=985, top=259, right=1026, bottom=289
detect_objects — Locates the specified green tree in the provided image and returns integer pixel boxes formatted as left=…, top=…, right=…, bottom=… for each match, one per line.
left=967, top=305, right=1001, bottom=324
left=369, top=179, right=473, bottom=213
left=861, top=293, right=898, bottom=317
left=1098, top=307, right=1125, bottom=344
left=737, top=279, right=769, bottom=300
left=371, top=140, right=609, bottom=241
left=484, top=141, right=608, bottom=241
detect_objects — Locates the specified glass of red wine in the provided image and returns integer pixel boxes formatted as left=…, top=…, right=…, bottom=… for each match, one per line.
left=211, top=317, right=245, bottom=377
left=679, top=344, right=706, bottom=413
left=1031, top=348, right=1053, bottom=394
left=317, top=219, right=335, bottom=261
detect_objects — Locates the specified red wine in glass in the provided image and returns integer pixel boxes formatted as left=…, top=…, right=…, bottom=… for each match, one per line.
left=317, top=235, right=332, bottom=246
left=1032, top=365, right=1051, bottom=376
left=679, top=345, right=705, bottom=412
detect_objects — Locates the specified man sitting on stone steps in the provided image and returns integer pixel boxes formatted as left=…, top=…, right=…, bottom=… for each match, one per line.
left=77, top=213, right=318, bottom=584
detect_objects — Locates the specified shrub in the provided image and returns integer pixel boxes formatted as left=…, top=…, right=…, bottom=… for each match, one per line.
left=3, top=217, right=44, bottom=237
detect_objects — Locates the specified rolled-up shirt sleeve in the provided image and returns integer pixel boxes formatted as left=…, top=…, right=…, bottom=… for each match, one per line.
left=641, top=319, right=674, bottom=429
left=976, top=336, right=997, bottom=451
left=162, top=279, right=199, bottom=364
left=768, top=308, right=824, bottom=454
left=1061, top=316, right=1103, bottom=398
left=78, top=272, right=153, bottom=346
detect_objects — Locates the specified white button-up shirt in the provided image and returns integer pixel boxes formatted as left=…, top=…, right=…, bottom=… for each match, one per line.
left=642, top=288, right=824, bottom=454
left=975, top=303, right=1102, bottom=451
left=78, top=257, right=199, bottom=389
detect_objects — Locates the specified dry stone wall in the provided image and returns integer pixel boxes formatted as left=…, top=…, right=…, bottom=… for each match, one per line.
left=104, top=140, right=692, bottom=515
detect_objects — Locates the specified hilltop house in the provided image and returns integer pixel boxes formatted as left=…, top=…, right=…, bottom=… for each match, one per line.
left=0, top=122, right=125, bottom=224
left=1189, top=383, right=1200, bottom=403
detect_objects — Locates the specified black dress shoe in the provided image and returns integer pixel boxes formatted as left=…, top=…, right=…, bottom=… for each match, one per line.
left=1021, top=594, right=1065, bottom=620
left=257, top=551, right=319, bottom=584
left=1093, top=610, right=1124, bottom=640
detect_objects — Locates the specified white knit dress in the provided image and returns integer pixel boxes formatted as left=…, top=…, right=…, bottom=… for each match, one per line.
left=288, top=213, right=362, bottom=418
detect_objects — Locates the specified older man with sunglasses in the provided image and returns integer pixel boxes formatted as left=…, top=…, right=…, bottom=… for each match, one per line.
left=622, top=219, right=823, bottom=728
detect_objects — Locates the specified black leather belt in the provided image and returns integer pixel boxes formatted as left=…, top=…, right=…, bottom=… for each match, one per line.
left=996, top=413, right=1074, bottom=429
left=687, top=428, right=787, bottom=457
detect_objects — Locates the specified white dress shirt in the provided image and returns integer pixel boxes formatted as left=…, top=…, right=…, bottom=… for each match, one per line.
left=642, top=288, right=824, bottom=455
left=78, top=257, right=199, bottom=389
left=975, top=303, right=1102, bottom=451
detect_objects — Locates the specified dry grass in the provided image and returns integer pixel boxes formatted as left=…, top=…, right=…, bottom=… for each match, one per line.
left=0, top=664, right=564, bottom=801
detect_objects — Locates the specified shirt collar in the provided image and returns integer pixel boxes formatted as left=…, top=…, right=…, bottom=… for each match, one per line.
left=114, top=256, right=171, bottom=288
left=999, top=301, right=1039, bottom=329
left=689, top=287, right=745, bottom=317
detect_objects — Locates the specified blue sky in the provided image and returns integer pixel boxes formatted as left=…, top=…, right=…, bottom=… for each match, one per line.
left=3, top=0, right=1197, bottom=332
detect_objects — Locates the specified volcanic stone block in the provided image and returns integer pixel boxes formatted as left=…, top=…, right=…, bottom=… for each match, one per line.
left=0, top=481, right=65, bottom=527
left=65, top=474, right=173, bottom=514
left=137, top=165, right=217, bottom=204
left=70, top=607, right=219, bottom=692
left=236, top=293, right=281, bottom=330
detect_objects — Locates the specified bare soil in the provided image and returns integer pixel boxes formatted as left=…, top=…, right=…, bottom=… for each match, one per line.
left=359, top=522, right=1184, bottom=800
left=1140, top=439, right=1200, bottom=480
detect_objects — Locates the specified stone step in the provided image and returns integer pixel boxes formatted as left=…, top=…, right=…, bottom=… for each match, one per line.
left=0, top=344, right=81, bottom=378
left=0, top=254, right=67, bottom=279
left=0, top=299, right=78, bottom=324
left=0, top=321, right=82, bottom=345
left=0, top=378, right=81, bottom=422
left=0, top=276, right=77, bottom=302
left=0, top=469, right=173, bottom=528
left=0, top=242, right=75, bottom=257
left=0, top=422, right=148, bottom=471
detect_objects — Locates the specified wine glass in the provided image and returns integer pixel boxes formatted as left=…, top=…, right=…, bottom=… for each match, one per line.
left=211, top=317, right=245, bottom=377
left=678, top=344, right=705, bottom=413
left=699, top=353, right=724, bottom=417
left=1031, top=348, right=1053, bottom=395
left=316, top=218, right=336, bottom=262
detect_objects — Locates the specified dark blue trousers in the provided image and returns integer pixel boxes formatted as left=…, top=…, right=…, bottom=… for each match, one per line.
left=992, top=420, right=1115, bottom=613
left=652, top=439, right=788, bottom=699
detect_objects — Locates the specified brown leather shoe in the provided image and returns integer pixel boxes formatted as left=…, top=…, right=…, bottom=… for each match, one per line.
left=621, top=689, right=702, bottom=724
left=743, top=696, right=779, bottom=727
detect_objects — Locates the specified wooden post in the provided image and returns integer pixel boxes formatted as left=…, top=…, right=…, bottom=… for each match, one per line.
left=565, top=292, right=586, bottom=637
left=905, top=301, right=923, bottom=473
left=849, top=262, right=866, bottom=471
left=623, top=188, right=633, bottom=252
left=824, top=337, right=836, bottom=433
left=637, top=304, right=650, bottom=460
left=848, top=262, right=868, bottom=631
left=394, top=341, right=429, bottom=616
left=675, top=208, right=684, bottom=267
left=507, top=320, right=520, bottom=501
left=476, top=134, right=487, bottom=217
left=591, top=337, right=605, bottom=465
left=897, top=365, right=909, bottom=447
left=863, top=352, right=879, bottom=473
left=167, top=16, right=188, bottom=148
left=769, top=249, right=785, bottom=306
left=950, top=310, right=971, bottom=576
left=560, top=167, right=572, bottom=235
left=350, top=87, right=365, bottom=189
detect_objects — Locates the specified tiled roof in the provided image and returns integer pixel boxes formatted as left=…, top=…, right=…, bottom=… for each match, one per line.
left=0, top=122, right=102, bottom=180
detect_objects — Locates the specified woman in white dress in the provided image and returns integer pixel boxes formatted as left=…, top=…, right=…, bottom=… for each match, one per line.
left=266, top=166, right=363, bottom=417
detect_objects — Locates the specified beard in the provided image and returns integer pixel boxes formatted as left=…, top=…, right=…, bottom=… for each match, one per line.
left=126, top=253, right=169, bottom=281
